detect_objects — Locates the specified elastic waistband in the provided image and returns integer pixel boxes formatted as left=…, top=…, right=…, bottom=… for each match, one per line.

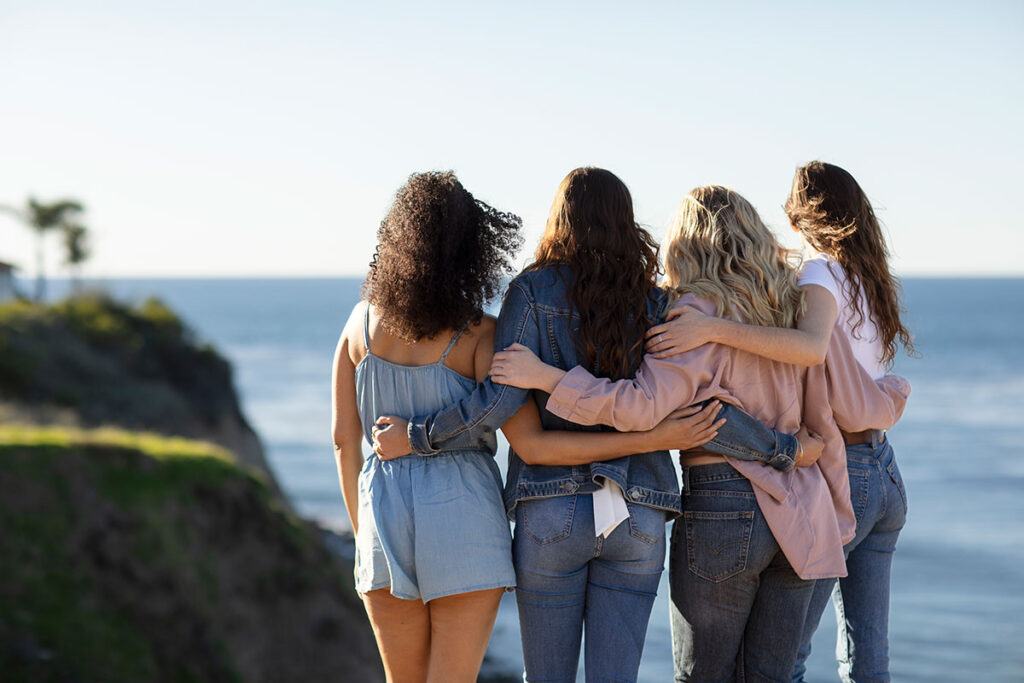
left=368, top=447, right=496, bottom=462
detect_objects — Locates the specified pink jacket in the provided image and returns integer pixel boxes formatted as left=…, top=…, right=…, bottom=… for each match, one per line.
left=544, top=294, right=911, bottom=580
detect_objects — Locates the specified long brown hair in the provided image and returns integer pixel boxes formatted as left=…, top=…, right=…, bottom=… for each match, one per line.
left=529, top=167, right=660, bottom=380
left=785, top=161, right=915, bottom=365
left=666, top=185, right=804, bottom=328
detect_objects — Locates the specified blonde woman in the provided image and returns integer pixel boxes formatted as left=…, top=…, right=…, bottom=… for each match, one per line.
left=489, top=186, right=910, bottom=681
left=646, top=163, right=914, bottom=682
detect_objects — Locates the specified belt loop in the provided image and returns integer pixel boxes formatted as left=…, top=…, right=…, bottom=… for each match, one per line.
left=871, top=429, right=881, bottom=449
left=681, top=466, right=689, bottom=493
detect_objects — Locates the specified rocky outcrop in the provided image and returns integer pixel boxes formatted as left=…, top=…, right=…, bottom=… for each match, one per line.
left=0, top=295, right=278, bottom=495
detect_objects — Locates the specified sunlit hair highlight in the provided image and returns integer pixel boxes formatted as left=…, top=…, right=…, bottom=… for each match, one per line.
left=785, top=161, right=915, bottom=365
left=363, top=171, right=522, bottom=341
left=529, top=167, right=661, bottom=380
left=665, top=185, right=804, bottom=328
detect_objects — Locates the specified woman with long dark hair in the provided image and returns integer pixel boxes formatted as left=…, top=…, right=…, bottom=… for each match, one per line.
left=373, top=169, right=809, bottom=682
left=644, top=162, right=914, bottom=681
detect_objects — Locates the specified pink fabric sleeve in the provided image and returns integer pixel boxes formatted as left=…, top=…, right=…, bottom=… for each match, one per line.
left=545, top=297, right=730, bottom=432
left=824, top=327, right=911, bottom=431
left=800, top=362, right=856, bottom=544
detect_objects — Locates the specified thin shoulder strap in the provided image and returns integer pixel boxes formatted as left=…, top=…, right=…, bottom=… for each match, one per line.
left=362, top=303, right=372, bottom=352
left=438, top=324, right=467, bottom=363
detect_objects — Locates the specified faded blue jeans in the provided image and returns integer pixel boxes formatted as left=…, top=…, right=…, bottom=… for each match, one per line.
left=512, top=493, right=666, bottom=683
left=792, top=436, right=907, bottom=683
left=671, top=463, right=815, bottom=682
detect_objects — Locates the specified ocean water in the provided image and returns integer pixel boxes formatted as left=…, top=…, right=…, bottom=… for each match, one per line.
left=38, top=276, right=1024, bottom=682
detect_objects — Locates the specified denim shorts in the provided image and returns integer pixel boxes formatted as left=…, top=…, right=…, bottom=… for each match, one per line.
left=354, top=450, right=515, bottom=602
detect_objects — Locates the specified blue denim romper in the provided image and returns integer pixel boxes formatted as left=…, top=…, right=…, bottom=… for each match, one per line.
left=353, top=307, right=515, bottom=602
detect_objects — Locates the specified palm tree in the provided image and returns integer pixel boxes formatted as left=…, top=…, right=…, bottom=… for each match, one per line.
left=62, top=222, right=90, bottom=293
left=0, top=197, right=84, bottom=300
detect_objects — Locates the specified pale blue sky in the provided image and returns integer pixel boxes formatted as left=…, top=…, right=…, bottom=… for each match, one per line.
left=1, top=1, right=1021, bottom=277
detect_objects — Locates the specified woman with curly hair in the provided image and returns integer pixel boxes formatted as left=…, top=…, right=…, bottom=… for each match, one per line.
left=333, top=171, right=727, bottom=682
left=372, top=169, right=810, bottom=682
left=487, top=185, right=910, bottom=681
left=644, top=163, right=915, bottom=682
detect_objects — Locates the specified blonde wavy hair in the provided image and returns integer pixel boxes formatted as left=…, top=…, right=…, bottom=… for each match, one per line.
left=664, top=185, right=804, bottom=328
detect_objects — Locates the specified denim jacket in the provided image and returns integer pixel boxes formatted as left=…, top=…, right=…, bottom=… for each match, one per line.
left=406, top=265, right=799, bottom=518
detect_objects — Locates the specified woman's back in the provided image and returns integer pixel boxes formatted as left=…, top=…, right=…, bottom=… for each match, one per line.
left=352, top=302, right=496, bottom=454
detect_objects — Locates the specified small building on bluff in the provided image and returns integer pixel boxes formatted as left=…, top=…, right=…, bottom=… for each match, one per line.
left=0, top=261, right=19, bottom=301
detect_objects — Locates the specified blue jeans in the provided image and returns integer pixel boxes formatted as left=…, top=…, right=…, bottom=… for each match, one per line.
left=513, top=494, right=666, bottom=682
left=792, top=437, right=907, bottom=683
left=671, top=463, right=815, bottom=682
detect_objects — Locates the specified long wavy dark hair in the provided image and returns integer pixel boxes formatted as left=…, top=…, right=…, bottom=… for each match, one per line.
left=529, top=167, right=661, bottom=380
left=785, top=161, right=915, bottom=365
left=363, top=171, right=523, bottom=341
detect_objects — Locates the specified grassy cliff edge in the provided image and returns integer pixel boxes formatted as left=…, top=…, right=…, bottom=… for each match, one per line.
left=0, top=425, right=382, bottom=683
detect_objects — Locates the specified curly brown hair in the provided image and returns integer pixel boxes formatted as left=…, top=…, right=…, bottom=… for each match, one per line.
left=362, top=171, right=523, bottom=341
left=785, top=161, right=915, bottom=366
left=531, top=167, right=661, bottom=381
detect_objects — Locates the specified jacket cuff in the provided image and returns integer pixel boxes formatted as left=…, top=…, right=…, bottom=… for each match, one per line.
left=767, top=432, right=799, bottom=472
left=408, top=417, right=440, bottom=455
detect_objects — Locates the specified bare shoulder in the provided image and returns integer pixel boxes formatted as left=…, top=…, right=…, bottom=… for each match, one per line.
left=467, top=315, right=497, bottom=381
left=440, top=315, right=496, bottom=381
left=339, top=300, right=369, bottom=365
left=468, top=314, right=497, bottom=343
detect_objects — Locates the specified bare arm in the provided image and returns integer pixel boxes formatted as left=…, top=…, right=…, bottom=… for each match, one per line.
left=645, top=285, right=838, bottom=366
left=331, top=305, right=367, bottom=534
left=501, top=400, right=726, bottom=466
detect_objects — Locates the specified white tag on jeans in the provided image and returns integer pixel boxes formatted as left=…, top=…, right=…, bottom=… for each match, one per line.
left=593, top=479, right=630, bottom=538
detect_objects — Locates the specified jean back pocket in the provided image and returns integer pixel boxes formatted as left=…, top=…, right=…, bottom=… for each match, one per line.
left=684, top=509, right=754, bottom=583
left=521, top=494, right=577, bottom=545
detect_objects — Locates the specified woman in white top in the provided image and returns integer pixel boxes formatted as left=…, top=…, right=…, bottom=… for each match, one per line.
left=645, top=161, right=915, bottom=683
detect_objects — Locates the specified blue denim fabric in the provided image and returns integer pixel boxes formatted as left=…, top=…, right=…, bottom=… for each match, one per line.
left=513, top=494, right=666, bottom=682
left=671, top=463, right=815, bottom=682
left=403, top=265, right=801, bottom=519
left=792, top=436, right=907, bottom=683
